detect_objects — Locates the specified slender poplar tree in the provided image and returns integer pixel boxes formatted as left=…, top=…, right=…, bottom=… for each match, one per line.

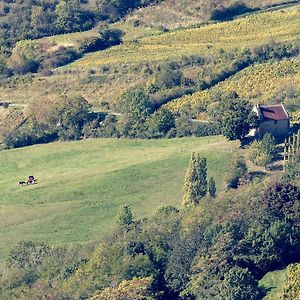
left=208, top=177, right=217, bottom=198
left=183, top=152, right=207, bottom=206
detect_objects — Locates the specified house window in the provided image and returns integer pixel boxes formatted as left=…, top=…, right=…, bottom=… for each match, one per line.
left=274, top=120, right=278, bottom=124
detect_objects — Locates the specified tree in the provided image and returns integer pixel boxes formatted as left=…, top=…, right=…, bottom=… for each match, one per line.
left=6, top=40, right=39, bottom=74
left=154, top=66, right=183, bottom=89
left=117, top=88, right=153, bottom=137
left=55, top=0, right=81, bottom=33
left=248, top=133, right=277, bottom=167
left=183, top=153, right=207, bottom=206
left=260, top=183, right=300, bottom=222
left=212, top=96, right=258, bottom=141
left=103, top=0, right=140, bottom=17
left=55, top=0, right=94, bottom=33
left=208, top=177, right=216, bottom=198
left=93, top=276, right=154, bottom=300
left=219, top=266, right=263, bottom=300
left=147, top=108, right=175, bottom=137
left=117, top=88, right=152, bottom=119
left=117, top=205, right=135, bottom=227
left=281, top=263, right=300, bottom=300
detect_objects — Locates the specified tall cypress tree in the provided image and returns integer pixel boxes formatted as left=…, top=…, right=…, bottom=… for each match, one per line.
left=183, top=152, right=207, bottom=206
left=208, top=177, right=217, bottom=198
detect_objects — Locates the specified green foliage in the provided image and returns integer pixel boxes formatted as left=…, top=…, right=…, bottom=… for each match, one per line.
left=117, top=88, right=153, bottom=137
left=259, top=269, right=287, bottom=300
left=225, top=156, right=248, bottom=189
left=154, top=65, right=184, bottom=90
left=208, top=177, right=216, bottom=198
left=103, top=0, right=140, bottom=17
left=260, top=182, right=300, bottom=222
left=8, top=241, right=50, bottom=269
left=55, top=0, right=82, bottom=33
left=147, top=108, right=175, bottom=137
left=219, top=266, right=263, bottom=300
left=249, top=133, right=277, bottom=167
left=1, top=166, right=300, bottom=299
left=118, top=88, right=153, bottom=119
left=6, top=40, right=39, bottom=74
left=282, top=158, right=300, bottom=183
left=212, top=96, right=258, bottom=141
left=183, top=153, right=207, bottom=206
left=117, top=205, right=135, bottom=227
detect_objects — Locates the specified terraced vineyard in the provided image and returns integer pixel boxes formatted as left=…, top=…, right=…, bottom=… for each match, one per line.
left=166, top=56, right=300, bottom=112
left=68, top=6, right=300, bottom=69
left=0, top=4, right=299, bottom=110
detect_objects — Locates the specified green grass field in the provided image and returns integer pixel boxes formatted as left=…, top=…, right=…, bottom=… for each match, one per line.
left=259, top=268, right=287, bottom=299
left=0, top=136, right=236, bottom=261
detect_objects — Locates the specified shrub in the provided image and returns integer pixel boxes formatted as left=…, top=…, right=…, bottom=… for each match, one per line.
left=154, top=67, right=183, bottom=89
left=39, top=47, right=78, bottom=70
left=211, top=1, right=254, bottom=21
left=147, top=108, right=175, bottom=137
left=225, top=156, right=248, bottom=189
left=248, top=134, right=277, bottom=167
left=281, top=264, right=300, bottom=299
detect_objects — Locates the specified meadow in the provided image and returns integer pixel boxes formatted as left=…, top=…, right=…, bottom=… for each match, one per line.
left=0, top=136, right=236, bottom=261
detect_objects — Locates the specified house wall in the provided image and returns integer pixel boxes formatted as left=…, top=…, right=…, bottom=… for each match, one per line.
left=259, top=119, right=289, bottom=137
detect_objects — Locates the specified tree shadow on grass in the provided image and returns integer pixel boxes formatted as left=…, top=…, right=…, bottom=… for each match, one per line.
left=249, top=170, right=267, bottom=181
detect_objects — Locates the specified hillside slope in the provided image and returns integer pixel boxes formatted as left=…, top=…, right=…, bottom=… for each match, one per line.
left=0, top=136, right=236, bottom=261
left=125, top=0, right=299, bottom=29
left=1, top=3, right=299, bottom=109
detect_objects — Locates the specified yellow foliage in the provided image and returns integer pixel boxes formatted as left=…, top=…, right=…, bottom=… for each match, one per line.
left=290, top=110, right=300, bottom=123
left=90, top=277, right=154, bottom=300
left=165, top=57, right=300, bottom=113
left=281, top=263, right=300, bottom=299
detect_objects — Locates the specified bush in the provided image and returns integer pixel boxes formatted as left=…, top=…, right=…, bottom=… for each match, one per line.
left=225, top=156, right=248, bottom=189
left=154, top=67, right=183, bottom=89
left=248, top=134, right=277, bottom=167
left=147, top=108, right=175, bottom=138
left=211, top=1, right=254, bottom=21
left=39, top=47, right=78, bottom=70
left=281, top=264, right=300, bottom=299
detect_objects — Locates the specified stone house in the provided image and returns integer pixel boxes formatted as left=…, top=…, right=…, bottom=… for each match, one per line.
left=253, top=103, right=290, bottom=137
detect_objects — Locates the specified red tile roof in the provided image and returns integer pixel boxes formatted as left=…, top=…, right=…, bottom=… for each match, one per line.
left=259, top=104, right=289, bottom=121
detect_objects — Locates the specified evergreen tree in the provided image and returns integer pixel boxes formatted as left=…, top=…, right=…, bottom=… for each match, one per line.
left=117, top=205, right=135, bottom=226
left=208, top=177, right=216, bottom=198
left=183, top=153, right=207, bottom=206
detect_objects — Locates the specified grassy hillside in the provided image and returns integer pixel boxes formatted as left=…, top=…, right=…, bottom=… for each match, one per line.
left=125, top=0, right=298, bottom=29
left=68, top=6, right=300, bottom=68
left=0, top=4, right=299, bottom=108
left=259, top=268, right=287, bottom=299
left=0, top=136, right=236, bottom=261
